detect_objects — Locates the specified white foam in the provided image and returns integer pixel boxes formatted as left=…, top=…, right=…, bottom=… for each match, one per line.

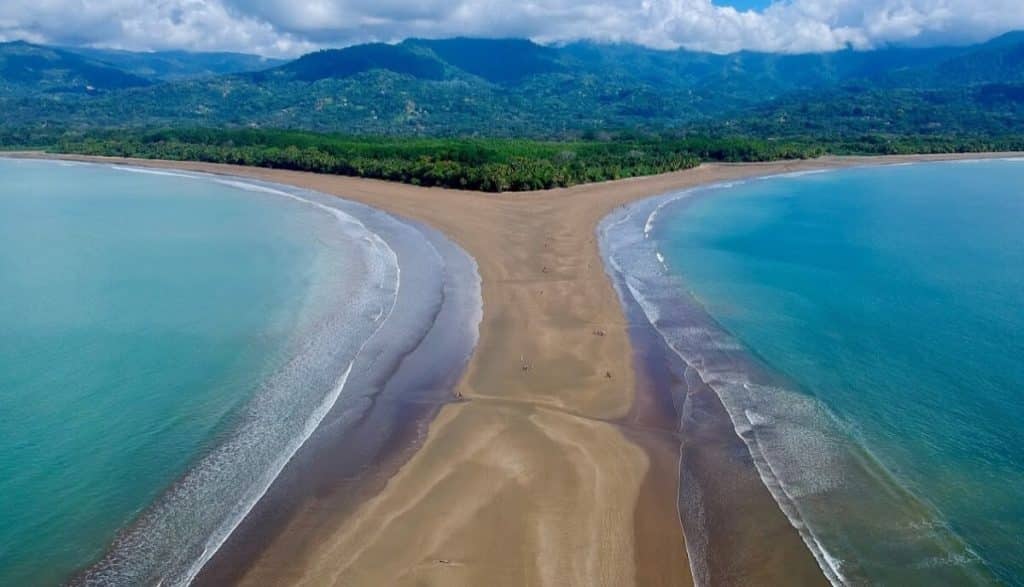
left=764, top=168, right=833, bottom=180
left=54, top=163, right=413, bottom=586
left=181, top=360, right=355, bottom=585
left=644, top=188, right=700, bottom=237
left=595, top=167, right=1004, bottom=585
left=602, top=189, right=856, bottom=585
left=641, top=177, right=767, bottom=239
left=175, top=179, right=403, bottom=586
left=111, top=165, right=199, bottom=179
left=745, top=409, right=770, bottom=427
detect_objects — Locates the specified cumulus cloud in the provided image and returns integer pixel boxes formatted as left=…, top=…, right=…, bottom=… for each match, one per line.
left=0, top=0, right=1022, bottom=56
left=0, top=0, right=315, bottom=55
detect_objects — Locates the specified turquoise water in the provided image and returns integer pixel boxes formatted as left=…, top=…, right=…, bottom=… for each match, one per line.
left=649, top=161, right=1023, bottom=584
left=0, top=160, right=396, bottom=585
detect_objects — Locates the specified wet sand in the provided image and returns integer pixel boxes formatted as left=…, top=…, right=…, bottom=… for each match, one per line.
left=13, top=152, right=1019, bottom=586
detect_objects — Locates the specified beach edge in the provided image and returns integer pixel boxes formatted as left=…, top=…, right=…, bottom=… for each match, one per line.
left=7, top=151, right=1021, bottom=586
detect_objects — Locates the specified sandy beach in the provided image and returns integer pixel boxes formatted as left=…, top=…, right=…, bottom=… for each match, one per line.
left=15, top=151, right=1018, bottom=586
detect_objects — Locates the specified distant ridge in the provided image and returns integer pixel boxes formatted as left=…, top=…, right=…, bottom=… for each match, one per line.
left=254, top=43, right=446, bottom=82
left=0, top=41, right=150, bottom=93
left=404, top=38, right=566, bottom=82
left=1, top=33, right=1023, bottom=137
left=66, top=47, right=284, bottom=81
left=243, top=34, right=1024, bottom=91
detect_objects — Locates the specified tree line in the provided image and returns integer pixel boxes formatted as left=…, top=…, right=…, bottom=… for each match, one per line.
left=3, top=127, right=1021, bottom=192
left=45, top=129, right=820, bottom=192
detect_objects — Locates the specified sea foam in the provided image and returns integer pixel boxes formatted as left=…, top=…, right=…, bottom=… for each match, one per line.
left=598, top=164, right=998, bottom=585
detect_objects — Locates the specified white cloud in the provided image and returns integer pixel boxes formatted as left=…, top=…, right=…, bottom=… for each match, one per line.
left=0, top=0, right=315, bottom=55
left=0, top=0, right=1022, bottom=56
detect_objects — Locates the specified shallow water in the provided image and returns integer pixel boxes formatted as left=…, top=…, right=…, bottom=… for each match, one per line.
left=0, top=160, right=399, bottom=585
left=603, top=160, right=1024, bottom=585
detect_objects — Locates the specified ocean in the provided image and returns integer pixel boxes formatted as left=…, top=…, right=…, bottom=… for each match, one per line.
left=0, top=159, right=479, bottom=585
left=601, top=160, right=1024, bottom=585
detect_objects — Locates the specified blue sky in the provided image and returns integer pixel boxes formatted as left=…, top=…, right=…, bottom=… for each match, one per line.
left=0, top=0, right=1022, bottom=57
left=716, top=0, right=773, bottom=11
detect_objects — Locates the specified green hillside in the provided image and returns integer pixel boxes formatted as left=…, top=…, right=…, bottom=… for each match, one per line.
left=0, top=34, right=1022, bottom=138
left=65, top=47, right=284, bottom=81
left=0, top=41, right=150, bottom=95
left=254, top=43, right=447, bottom=82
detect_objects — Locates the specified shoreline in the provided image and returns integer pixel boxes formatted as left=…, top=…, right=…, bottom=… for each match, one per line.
left=9, top=151, right=1021, bottom=585
left=604, top=160, right=1015, bottom=584
left=2, top=159, right=482, bottom=586
left=599, top=186, right=832, bottom=585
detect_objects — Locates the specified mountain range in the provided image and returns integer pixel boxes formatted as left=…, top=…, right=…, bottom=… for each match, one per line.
left=1, top=34, right=1023, bottom=138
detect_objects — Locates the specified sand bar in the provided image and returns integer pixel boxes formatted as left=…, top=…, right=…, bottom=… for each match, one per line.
left=11, top=152, right=1019, bottom=586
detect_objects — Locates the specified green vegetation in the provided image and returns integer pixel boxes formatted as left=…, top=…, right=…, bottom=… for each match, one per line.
left=2, top=35, right=1023, bottom=191
left=49, top=129, right=723, bottom=191
left=66, top=47, right=285, bottom=82
left=0, top=41, right=150, bottom=95
left=3, top=127, right=1016, bottom=192
left=2, top=35, right=1023, bottom=138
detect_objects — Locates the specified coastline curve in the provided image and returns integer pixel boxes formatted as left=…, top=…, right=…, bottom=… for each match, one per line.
left=598, top=163, right=1002, bottom=586
left=4, top=160, right=485, bottom=586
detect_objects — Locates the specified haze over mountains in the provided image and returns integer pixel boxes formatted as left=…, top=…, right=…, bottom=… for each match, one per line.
left=1, top=34, right=1022, bottom=137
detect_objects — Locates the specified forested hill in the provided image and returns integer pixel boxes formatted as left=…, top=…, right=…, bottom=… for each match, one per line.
left=0, top=41, right=151, bottom=94
left=0, top=41, right=281, bottom=88
left=1, top=34, right=1023, bottom=137
left=66, top=47, right=285, bottom=81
